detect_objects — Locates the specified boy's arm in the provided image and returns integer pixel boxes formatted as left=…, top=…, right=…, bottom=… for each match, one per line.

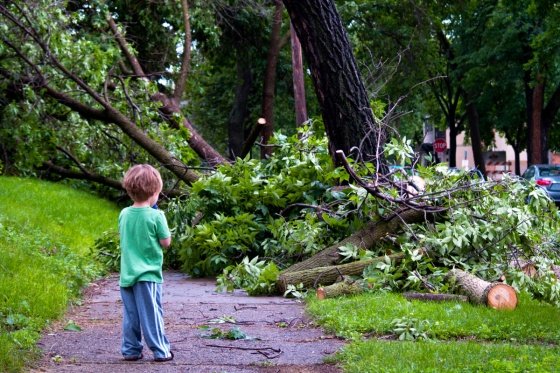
left=156, top=211, right=171, bottom=248
left=159, top=237, right=171, bottom=248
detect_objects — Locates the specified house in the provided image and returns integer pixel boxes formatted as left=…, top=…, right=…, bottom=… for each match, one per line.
left=421, top=128, right=528, bottom=180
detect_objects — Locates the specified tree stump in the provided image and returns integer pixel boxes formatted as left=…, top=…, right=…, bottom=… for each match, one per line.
left=446, top=269, right=517, bottom=310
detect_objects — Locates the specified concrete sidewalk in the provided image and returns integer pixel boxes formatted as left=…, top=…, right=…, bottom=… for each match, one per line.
left=32, top=271, right=345, bottom=372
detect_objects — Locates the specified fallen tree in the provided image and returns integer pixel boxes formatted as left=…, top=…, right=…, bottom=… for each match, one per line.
left=316, top=278, right=368, bottom=300
left=446, top=268, right=518, bottom=310
left=277, top=252, right=405, bottom=294
left=282, top=208, right=437, bottom=274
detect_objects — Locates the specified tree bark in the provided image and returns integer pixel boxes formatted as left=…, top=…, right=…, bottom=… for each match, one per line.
left=260, top=0, right=284, bottom=159
left=39, top=83, right=201, bottom=184
left=446, top=269, right=517, bottom=310
left=39, top=161, right=183, bottom=198
left=282, top=208, right=435, bottom=274
left=403, top=292, right=468, bottom=303
left=432, top=29, right=462, bottom=169
left=227, top=55, right=253, bottom=159
left=283, top=0, right=384, bottom=162
left=542, top=83, right=560, bottom=150
left=466, top=101, right=486, bottom=175
left=316, top=278, right=367, bottom=300
left=530, top=78, right=545, bottom=164
left=524, top=73, right=534, bottom=164
left=290, top=22, right=308, bottom=127
left=448, top=112, right=458, bottom=168
left=277, top=253, right=405, bottom=294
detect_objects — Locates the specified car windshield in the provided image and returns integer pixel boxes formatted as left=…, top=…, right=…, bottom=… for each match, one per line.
left=539, top=166, right=560, bottom=177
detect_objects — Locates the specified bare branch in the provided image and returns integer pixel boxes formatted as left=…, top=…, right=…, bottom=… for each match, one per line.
left=173, top=0, right=192, bottom=101
left=335, top=150, right=446, bottom=212
left=55, top=146, right=89, bottom=174
left=107, top=15, right=145, bottom=78
left=40, top=161, right=184, bottom=198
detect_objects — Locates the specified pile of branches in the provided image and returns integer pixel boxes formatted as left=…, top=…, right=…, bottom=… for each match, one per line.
left=274, top=151, right=560, bottom=309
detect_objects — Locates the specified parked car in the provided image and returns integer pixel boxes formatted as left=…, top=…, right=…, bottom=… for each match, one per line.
left=521, top=164, right=560, bottom=204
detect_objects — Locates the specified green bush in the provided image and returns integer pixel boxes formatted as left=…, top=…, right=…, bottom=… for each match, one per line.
left=169, top=125, right=358, bottom=285
left=90, top=230, right=121, bottom=273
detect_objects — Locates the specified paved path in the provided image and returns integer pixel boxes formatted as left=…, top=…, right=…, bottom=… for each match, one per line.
left=32, top=272, right=345, bottom=372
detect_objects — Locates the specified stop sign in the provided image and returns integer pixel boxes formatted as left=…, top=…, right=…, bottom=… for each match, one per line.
left=433, top=138, right=447, bottom=153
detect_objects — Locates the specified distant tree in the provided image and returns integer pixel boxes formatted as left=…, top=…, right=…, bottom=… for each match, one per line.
left=453, top=0, right=560, bottom=166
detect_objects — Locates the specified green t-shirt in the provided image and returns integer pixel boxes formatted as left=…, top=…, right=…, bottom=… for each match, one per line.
left=118, top=206, right=171, bottom=287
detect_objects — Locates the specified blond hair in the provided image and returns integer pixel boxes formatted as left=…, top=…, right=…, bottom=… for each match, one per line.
left=123, top=164, right=163, bottom=202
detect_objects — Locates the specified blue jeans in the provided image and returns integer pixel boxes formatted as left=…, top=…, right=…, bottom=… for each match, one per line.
left=120, top=281, right=171, bottom=359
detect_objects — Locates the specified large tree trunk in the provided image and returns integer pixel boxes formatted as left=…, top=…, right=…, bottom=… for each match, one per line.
left=290, top=22, right=308, bottom=127
left=277, top=253, right=405, bottom=294
left=448, top=112, right=458, bottom=168
left=531, top=79, right=545, bottom=164
left=446, top=269, right=517, bottom=310
left=227, top=55, right=253, bottom=159
left=466, top=101, right=486, bottom=175
left=283, top=0, right=384, bottom=162
left=283, top=208, right=435, bottom=274
left=260, top=0, right=284, bottom=159
left=543, top=83, right=560, bottom=135
left=524, top=73, right=534, bottom=164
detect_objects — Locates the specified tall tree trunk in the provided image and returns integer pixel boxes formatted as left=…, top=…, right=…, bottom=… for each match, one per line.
left=283, top=0, right=384, bottom=163
left=514, top=146, right=521, bottom=175
left=531, top=79, right=545, bottom=164
left=448, top=114, right=458, bottom=168
left=542, top=82, right=560, bottom=164
left=290, top=22, right=307, bottom=127
left=227, top=55, right=253, bottom=159
left=260, top=0, right=284, bottom=159
left=524, top=74, right=534, bottom=164
left=466, top=100, right=486, bottom=175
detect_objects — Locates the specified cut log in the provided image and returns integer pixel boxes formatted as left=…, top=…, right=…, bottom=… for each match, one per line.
left=282, top=208, right=436, bottom=274
left=403, top=292, right=468, bottom=303
left=316, top=279, right=367, bottom=300
left=277, top=252, right=404, bottom=294
left=446, top=269, right=517, bottom=310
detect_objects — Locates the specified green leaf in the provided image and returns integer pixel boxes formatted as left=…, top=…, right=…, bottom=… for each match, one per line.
left=64, top=320, right=82, bottom=331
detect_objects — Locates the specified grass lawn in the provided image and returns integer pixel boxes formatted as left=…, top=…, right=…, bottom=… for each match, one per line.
left=0, top=177, right=119, bottom=372
left=308, top=292, right=560, bottom=372
left=0, top=177, right=119, bottom=254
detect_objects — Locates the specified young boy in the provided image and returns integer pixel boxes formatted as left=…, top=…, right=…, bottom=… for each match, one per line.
left=119, top=164, right=173, bottom=362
